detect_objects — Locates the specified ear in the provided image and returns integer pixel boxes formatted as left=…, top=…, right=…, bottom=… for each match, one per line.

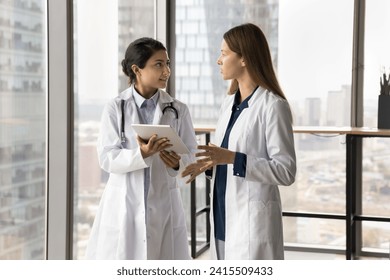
left=131, top=64, right=140, bottom=75
left=241, top=58, right=246, bottom=67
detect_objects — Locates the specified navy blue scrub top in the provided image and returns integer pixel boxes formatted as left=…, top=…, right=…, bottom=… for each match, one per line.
left=213, top=87, right=257, bottom=241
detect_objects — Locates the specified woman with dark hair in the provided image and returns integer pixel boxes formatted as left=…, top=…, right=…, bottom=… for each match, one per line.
left=86, top=37, right=197, bottom=260
left=182, top=23, right=296, bottom=260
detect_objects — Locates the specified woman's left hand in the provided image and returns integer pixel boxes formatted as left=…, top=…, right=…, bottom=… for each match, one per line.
left=181, top=143, right=235, bottom=183
left=160, top=150, right=181, bottom=170
left=181, top=161, right=213, bottom=183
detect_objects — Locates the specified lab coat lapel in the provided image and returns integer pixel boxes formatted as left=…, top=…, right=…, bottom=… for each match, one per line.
left=154, top=90, right=174, bottom=125
left=126, top=87, right=141, bottom=125
left=216, top=96, right=235, bottom=144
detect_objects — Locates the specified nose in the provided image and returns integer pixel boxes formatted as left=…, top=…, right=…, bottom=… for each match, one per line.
left=217, top=56, right=222, bottom=65
left=163, top=65, right=170, bottom=76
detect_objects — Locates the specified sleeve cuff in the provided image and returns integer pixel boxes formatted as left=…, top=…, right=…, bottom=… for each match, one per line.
left=167, top=166, right=179, bottom=177
left=205, top=168, right=213, bottom=180
left=233, top=152, right=247, bottom=178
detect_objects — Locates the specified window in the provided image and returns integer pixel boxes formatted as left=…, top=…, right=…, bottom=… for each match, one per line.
left=359, top=0, right=390, bottom=255
left=0, top=0, right=47, bottom=260
left=362, top=138, right=390, bottom=254
left=175, top=0, right=354, bottom=253
left=364, top=0, right=390, bottom=128
left=72, top=0, right=155, bottom=259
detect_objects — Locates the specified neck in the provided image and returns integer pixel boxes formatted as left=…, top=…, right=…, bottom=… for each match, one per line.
left=237, top=81, right=257, bottom=102
left=236, top=71, right=257, bottom=101
left=134, top=84, right=157, bottom=99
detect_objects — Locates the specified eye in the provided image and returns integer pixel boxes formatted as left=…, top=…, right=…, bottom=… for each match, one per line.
left=155, top=62, right=162, bottom=67
left=166, top=61, right=171, bottom=67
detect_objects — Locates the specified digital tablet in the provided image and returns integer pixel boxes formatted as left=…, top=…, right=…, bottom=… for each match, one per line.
left=131, top=124, right=190, bottom=154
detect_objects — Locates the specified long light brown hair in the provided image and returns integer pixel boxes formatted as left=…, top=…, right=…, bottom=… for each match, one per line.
left=223, top=23, right=286, bottom=100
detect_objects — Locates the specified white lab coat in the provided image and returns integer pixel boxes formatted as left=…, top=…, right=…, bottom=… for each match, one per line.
left=209, top=87, right=296, bottom=260
left=85, top=85, right=197, bottom=260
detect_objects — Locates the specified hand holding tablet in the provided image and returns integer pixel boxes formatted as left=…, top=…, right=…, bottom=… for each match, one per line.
left=131, top=124, right=190, bottom=154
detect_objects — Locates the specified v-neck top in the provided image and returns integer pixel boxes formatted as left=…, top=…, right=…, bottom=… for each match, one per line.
left=213, top=86, right=258, bottom=241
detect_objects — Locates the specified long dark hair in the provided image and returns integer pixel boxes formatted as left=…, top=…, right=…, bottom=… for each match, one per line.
left=223, top=23, right=286, bottom=100
left=121, top=37, right=166, bottom=85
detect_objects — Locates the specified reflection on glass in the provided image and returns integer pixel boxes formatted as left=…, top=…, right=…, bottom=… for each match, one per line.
left=72, top=0, right=155, bottom=259
left=0, top=0, right=47, bottom=259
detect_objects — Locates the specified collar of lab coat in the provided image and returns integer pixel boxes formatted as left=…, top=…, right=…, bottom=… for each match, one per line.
left=132, top=87, right=160, bottom=109
left=120, top=85, right=175, bottom=125
left=242, top=86, right=269, bottom=108
left=120, top=85, right=174, bottom=105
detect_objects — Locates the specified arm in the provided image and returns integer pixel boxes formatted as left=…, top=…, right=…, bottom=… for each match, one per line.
left=97, top=100, right=169, bottom=174
left=245, top=99, right=296, bottom=186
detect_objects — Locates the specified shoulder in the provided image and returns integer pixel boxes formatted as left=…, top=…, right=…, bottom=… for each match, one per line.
left=261, top=90, right=293, bottom=122
left=160, top=90, right=189, bottom=110
left=104, top=96, right=121, bottom=111
left=256, top=88, right=290, bottom=109
left=103, top=89, right=131, bottom=114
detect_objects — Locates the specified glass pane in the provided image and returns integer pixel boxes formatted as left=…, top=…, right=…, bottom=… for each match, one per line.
left=72, top=0, right=155, bottom=259
left=196, top=213, right=207, bottom=250
left=283, top=217, right=345, bottom=249
left=280, top=133, right=346, bottom=214
left=176, top=0, right=281, bottom=125
left=362, top=221, right=390, bottom=255
left=0, top=0, right=47, bottom=259
left=362, top=138, right=390, bottom=217
left=175, top=0, right=354, bottom=127
left=364, top=0, right=390, bottom=127
left=279, top=0, right=354, bottom=126
left=176, top=0, right=353, bottom=254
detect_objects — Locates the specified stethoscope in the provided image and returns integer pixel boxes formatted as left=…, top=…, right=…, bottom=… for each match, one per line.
left=120, top=100, right=178, bottom=143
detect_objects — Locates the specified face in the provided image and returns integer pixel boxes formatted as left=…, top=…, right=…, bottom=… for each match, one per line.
left=217, top=39, right=245, bottom=80
left=134, top=50, right=170, bottom=96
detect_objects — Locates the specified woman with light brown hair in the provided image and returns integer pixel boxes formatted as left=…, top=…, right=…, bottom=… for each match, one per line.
left=182, top=23, right=296, bottom=260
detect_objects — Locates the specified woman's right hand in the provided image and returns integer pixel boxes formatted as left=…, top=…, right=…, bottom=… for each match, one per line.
left=137, top=134, right=172, bottom=158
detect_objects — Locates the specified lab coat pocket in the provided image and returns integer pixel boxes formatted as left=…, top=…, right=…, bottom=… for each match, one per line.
left=249, top=200, right=280, bottom=241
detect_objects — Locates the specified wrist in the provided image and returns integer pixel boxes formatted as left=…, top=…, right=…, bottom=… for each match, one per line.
left=229, top=151, right=236, bottom=164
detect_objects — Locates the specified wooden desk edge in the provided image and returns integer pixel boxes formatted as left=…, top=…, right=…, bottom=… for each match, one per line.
left=195, top=126, right=390, bottom=136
